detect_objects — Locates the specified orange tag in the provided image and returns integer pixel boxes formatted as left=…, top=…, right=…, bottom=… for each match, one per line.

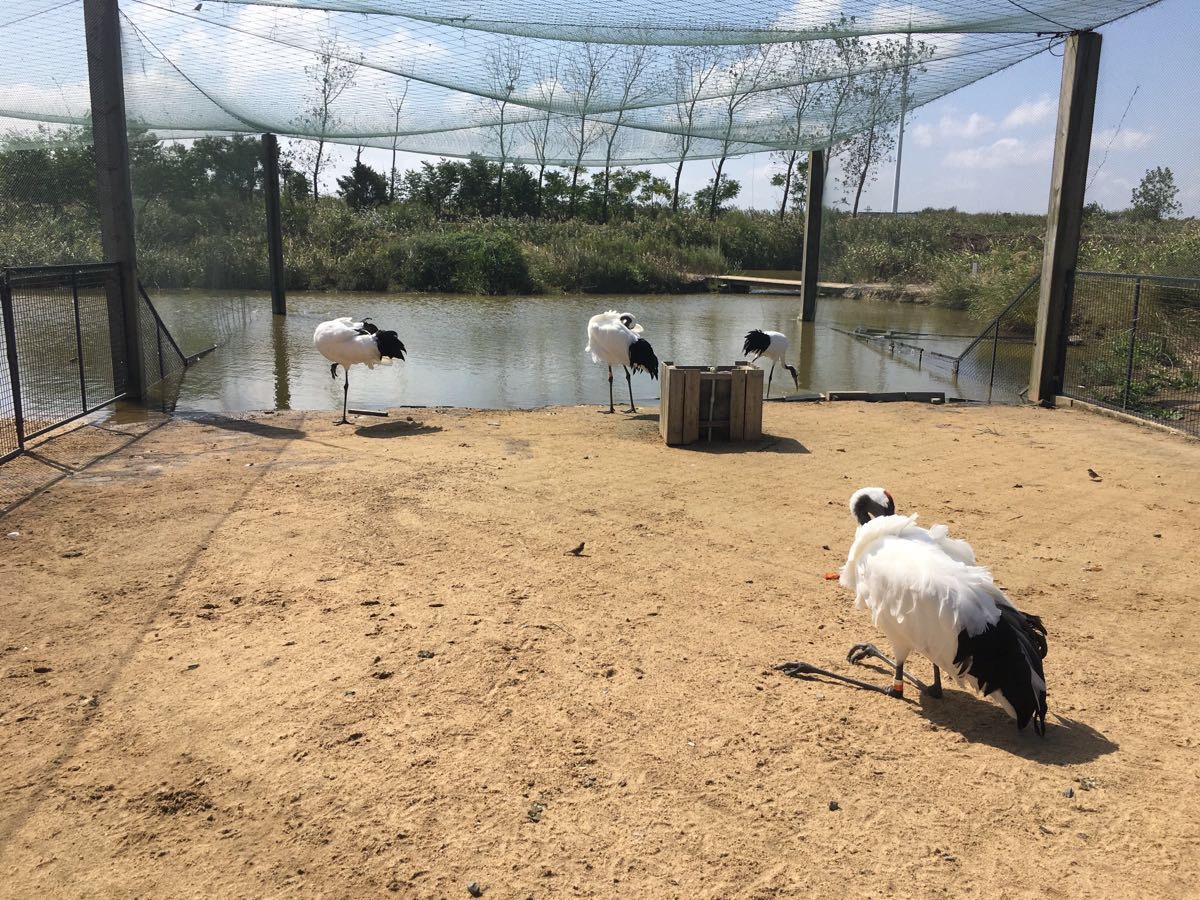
left=892, top=682, right=904, bottom=694
left=823, top=571, right=840, bottom=580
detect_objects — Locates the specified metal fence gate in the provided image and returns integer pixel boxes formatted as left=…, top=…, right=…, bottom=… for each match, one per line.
left=0, top=263, right=196, bottom=463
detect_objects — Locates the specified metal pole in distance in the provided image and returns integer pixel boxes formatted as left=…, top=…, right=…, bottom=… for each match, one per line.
left=800, top=148, right=826, bottom=323
left=84, top=0, right=143, bottom=400
left=1028, top=31, right=1101, bottom=406
left=1, top=275, right=25, bottom=453
left=892, top=32, right=912, bottom=214
left=263, top=133, right=287, bottom=315
left=1122, top=277, right=1142, bottom=410
left=71, top=269, right=89, bottom=410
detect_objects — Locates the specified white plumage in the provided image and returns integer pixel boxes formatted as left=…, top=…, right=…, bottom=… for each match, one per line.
left=313, top=316, right=407, bottom=424
left=585, top=310, right=659, bottom=413
left=836, top=487, right=1048, bottom=733
left=314, top=317, right=396, bottom=369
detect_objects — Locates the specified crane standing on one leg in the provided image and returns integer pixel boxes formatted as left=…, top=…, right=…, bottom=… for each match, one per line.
left=586, top=310, right=660, bottom=413
left=313, top=317, right=407, bottom=425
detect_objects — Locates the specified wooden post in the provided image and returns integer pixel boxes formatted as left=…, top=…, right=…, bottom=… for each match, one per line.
left=800, top=148, right=825, bottom=323
left=262, top=133, right=287, bottom=315
left=84, top=0, right=143, bottom=399
left=1029, top=31, right=1101, bottom=406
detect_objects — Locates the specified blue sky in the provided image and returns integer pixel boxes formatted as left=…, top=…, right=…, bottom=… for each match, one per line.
left=345, top=0, right=1193, bottom=217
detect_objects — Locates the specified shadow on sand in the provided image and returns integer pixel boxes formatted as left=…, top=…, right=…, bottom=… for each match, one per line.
left=188, top=412, right=306, bottom=440
left=918, top=693, right=1118, bottom=764
left=779, top=661, right=1118, bottom=765
left=354, top=419, right=444, bottom=438
left=679, top=435, right=810, bottom=455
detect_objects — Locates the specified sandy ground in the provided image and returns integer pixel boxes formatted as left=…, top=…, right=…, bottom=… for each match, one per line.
left=1, top=401, right=1198, bottom=899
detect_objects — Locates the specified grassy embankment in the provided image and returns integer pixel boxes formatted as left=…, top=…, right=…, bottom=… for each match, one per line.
left=3, top=197, right=1197, bottom=327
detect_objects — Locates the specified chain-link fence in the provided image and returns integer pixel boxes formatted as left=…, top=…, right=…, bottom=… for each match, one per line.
left=1064, top=271, right=1199, bottom=433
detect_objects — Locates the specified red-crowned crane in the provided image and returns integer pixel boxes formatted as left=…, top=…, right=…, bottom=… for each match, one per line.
left=313, top=316, right=407, bottom=425
left=586, top=310, right=659, bottom=413
left=778, top=487, right=1049, bottom=735
left=742, top=329, right=799, bottom=398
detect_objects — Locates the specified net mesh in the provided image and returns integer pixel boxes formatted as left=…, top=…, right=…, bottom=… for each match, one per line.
left=1, top=0, right=1159, bottom=165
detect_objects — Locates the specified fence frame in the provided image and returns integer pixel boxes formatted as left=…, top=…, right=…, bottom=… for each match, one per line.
left=1, top=263, right=131, bottom=453
left=0, top=262, right=212, bottom=465
left=1064, top=270, right=1200, bottom=431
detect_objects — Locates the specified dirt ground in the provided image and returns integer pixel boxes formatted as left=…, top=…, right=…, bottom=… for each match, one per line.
left=1, top=401, right=1197, bottom=898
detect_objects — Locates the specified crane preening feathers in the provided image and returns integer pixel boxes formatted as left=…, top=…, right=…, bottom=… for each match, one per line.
left=313, top=317, right=407, bottom=425
left=585, top=310, right=660, bottom=413
left=778, top=487, right=1049, bottom=735
left=742, top=330, right=799, bottom=398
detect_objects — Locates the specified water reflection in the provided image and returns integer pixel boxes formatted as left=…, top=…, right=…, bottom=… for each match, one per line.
left=149, top=289, right=992, bottom=412
left=271, top=315, right=291, bottom=411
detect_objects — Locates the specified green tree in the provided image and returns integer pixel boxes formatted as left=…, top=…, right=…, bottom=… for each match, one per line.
left=337, top=149, right=388, bottom=209
left=1130, top=166, right=1182, bottom=220
left=694, top=176, right=741, bottom=215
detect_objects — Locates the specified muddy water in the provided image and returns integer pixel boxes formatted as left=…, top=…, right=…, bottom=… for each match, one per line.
left=149, top=290, right=990, bottom=412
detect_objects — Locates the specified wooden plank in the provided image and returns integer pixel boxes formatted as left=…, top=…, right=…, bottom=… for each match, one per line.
left=717, top=275, right=805, bottom=287
left=682, top=368, right=701, bottom=444
left=666, top=365, right=686, bottom=445
left=800, top=148, right=825, bottom=323
left=658, top=362, right=670, bottom=440
left=1029, top=31, right=1101, bottom=406
left=730, top=367, right=746, bottom=440
left=743, top=368, right=764, bottom=440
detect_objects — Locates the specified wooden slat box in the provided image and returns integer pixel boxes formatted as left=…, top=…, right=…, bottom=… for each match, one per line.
left=658, top=362, right=764, bottom=445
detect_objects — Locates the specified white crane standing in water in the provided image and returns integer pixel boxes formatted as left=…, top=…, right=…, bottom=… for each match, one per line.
left=313, top=317, right=407, bottom=425
left=585, top=310, right=660, bottom=413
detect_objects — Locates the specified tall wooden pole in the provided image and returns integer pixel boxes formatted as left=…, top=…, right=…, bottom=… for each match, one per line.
left=262, top=133, right=287, bottom=315
left=83, top=0, right=143, bottom=399
left=800, top=148, right=825, bottom=323
left=1029, top=31, right=1101, bottom=406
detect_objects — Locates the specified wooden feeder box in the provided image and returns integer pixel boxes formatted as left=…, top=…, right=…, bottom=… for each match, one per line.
left=658, top=361, right=764, bottom=446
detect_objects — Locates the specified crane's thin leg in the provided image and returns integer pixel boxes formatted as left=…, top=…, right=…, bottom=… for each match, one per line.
left=624, top=365, right=636, bottom=413
left=847, top=643, right=932, bottom=695
left=775, top=661, right=896, bottom=695
left=337, top=367, right=350, bottom=425
left=929, top=665, right=943, bottom=699
left=766, top=362, right=775, bottom=398
left=607, top=366, right=615, bottom=414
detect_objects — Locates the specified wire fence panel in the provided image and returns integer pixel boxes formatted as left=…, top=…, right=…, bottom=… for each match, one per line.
left=952, top=274, right=1038, bottom=403
left=3, top=264, right=127, bottom=441
left=1065, top=272, right=1200, bottom=434
left=0, top=264, right=206, bottom=467
left=138, top=282, right=190, bottom=387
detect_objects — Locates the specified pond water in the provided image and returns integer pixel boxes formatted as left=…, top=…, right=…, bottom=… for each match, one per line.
left=149, top=290, right=995, bottom=412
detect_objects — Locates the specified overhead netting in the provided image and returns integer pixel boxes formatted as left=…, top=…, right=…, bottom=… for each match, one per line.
left=0, top=0, right=1160, bottom=164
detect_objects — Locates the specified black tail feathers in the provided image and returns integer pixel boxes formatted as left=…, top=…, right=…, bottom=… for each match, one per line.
left=954, top=604, right=1048, bottom=736
left=628, top=337, right=659, bottom=379
left=742, top=329, right=770, bottom=357
left=374, top=330, right=407, bottom=361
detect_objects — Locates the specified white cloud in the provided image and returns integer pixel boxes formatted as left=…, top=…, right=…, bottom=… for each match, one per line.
left=910, top=109, right=994, bottom=148
left=1091, top=127, right=1153, bottom=151
left=1002, top=95, right=1055, bottom=129
left=943, top=136, right=1052, bottom=169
